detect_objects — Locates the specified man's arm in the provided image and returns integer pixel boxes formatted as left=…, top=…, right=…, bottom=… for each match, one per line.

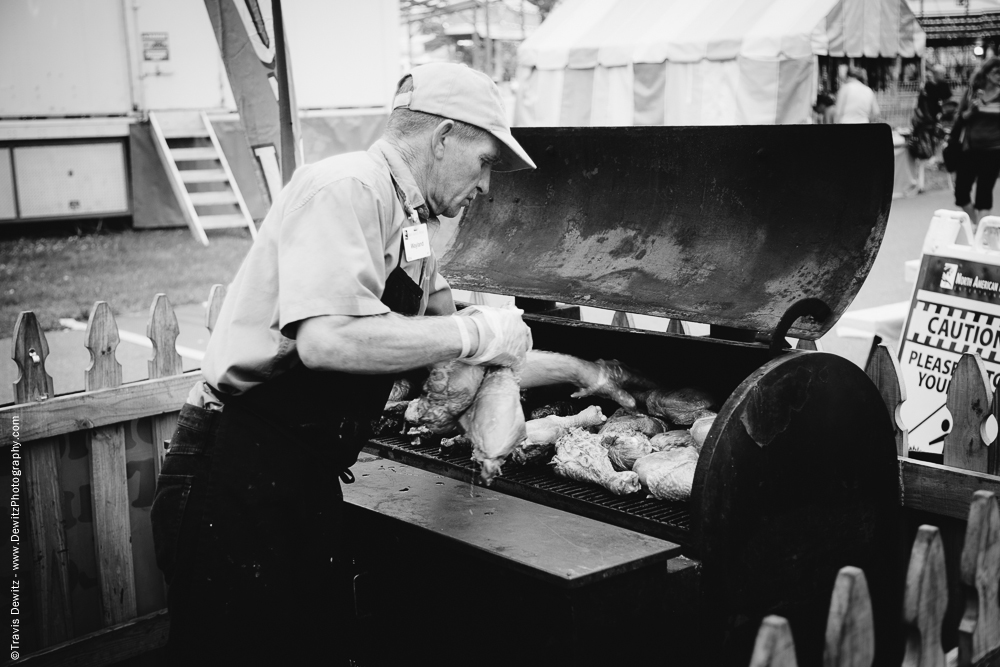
left=834, top=86, right=847, bottom=123
left=425, top=272, right=456, bottom=316
left=297, top=304, right=532, bottom=373
left=297, top=312, right=472, bottom=374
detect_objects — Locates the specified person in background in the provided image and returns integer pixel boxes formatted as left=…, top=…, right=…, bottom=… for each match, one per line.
left=813, top=93, right=836, bottom=124
left=924, top=64, right=953, bottom=120
left=954, top=57, right=1000, bottom=227
left=908, top=65, right=952, bottom=189
left=835, top=67, right=880, bottom=124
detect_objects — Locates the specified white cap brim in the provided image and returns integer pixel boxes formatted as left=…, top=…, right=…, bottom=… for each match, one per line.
left=492, top=127, right=536, bottom=172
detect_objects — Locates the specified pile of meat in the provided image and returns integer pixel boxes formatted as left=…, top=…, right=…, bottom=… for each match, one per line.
left=402, top=360, right=526, bottom=484
left=548, top=391, right=716, bottom=501
left=386, top=355, right=717, bottom=500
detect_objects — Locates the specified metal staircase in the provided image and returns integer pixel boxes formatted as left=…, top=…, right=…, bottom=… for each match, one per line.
left=148, top=111, right=257, bottom=246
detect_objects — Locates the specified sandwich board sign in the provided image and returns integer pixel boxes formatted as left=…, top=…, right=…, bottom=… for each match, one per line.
left=898, top=210, right=1000, bottom=453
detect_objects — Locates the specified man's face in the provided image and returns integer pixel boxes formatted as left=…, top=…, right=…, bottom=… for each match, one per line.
left=426, top=128, right=500, bottom=219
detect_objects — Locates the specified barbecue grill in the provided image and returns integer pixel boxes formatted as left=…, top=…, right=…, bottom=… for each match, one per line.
left=353, top=125, right=900, bottom=667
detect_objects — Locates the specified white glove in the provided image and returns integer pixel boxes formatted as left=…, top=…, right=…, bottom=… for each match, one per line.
left=454, top=305, right=532, bottom=366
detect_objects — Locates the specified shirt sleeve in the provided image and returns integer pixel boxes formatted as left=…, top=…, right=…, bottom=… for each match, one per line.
left=425, top=271, right=456, bottom=316
left=277, top=178, right=391, bottom=335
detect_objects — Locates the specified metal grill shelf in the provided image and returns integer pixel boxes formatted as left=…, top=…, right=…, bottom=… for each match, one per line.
left=364, top=435, right=694, bottom=547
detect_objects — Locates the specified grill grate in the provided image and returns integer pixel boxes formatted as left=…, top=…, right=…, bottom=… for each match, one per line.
left=365, top=435, right=694, bottom=547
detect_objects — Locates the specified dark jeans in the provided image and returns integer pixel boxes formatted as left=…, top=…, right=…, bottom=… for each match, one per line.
left=955, top=148, right=1000, bottom=210
left=151, top=403, right=350, bottom=665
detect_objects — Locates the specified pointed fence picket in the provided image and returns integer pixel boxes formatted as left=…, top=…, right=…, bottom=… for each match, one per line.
left=749, top=492, right=1000, bottom=667
left=944, top=354, right=996, bottom=474
left=84, top=302, right=137, bottom=627
left=148, top=293, right=183, bottom=475
left=865, top=343, right=908, bottom=456
left=2, top=287, right=226, bottom=663
left=12, top=312, right=73, bottom=647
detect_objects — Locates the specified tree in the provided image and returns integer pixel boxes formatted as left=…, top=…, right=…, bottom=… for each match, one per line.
left=525, top=0, right=558, bottom=20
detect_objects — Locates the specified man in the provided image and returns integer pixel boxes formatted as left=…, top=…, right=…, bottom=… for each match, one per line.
left=151, top=63, right=636, bottom=665
left=150, top=62, right=539, bottom=664
left=835, top=67, right=880, bottom=124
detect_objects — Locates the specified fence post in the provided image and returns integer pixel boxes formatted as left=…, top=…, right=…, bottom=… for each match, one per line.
left=748, top=615, right=798, bottom=667
left=945, top=353, right=996, bottom=473
left=958, top=491, right=1000, bottom=666
left=147, top=293, right=182, bottom=474
left=206, top=283, right=226, bottom=334
left=824, top=566, right=874, bottom=667
left=902, top=525, right=947, bottom=667
left=864, top=343, right=908, bottom=457
left=84, top=302, right=137, bottom=626
left=12, top=311, right=73, bottom=646
left=611, top=310, right=635, bottom=328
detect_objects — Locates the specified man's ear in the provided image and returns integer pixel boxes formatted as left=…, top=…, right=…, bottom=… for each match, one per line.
left=430, top=119, right=456, bottom=160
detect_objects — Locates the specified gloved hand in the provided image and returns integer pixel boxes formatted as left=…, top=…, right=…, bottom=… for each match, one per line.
left=455, top=305, right=532, bottom=367
left=570, top=359, right=658, bottom=409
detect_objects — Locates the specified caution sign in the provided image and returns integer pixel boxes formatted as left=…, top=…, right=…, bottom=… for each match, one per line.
left=899, top=253, right=1000, bottom=453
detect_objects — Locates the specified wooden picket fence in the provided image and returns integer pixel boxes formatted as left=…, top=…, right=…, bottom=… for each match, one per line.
left=5, top=300, right=1000, bottom=665
left=865, top=344, right=1000, bottom=522
left=749, top=490, right=1000, bottom=667
left=1, top=287, right=225, bottom=665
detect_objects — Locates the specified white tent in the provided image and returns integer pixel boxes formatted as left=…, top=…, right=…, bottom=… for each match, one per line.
left=515, top=0, right=926, bottom=126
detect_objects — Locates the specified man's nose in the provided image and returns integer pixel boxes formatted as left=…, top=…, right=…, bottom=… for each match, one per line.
left=478, top=168, right=491, bottom=195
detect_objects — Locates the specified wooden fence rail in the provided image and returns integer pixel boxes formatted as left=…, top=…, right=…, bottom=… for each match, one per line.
left=5, top=286, right=226, bottom=662
left=6, top=301, right=1000, bottom=664
left=749, top=491, right=1000, bottom=667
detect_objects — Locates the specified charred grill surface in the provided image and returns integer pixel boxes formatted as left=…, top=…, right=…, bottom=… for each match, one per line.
left=364, top=435, right=694, bottom=546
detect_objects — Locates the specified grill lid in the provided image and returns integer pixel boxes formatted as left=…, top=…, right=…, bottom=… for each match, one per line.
left=441, top=125, right=892, bottom=340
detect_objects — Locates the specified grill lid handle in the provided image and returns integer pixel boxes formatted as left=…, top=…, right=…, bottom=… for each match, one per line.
left=768, top=298, right=833, bottom=358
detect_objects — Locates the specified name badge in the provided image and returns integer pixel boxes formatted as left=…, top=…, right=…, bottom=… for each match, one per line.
left=403, top=223, right=430, bottom=262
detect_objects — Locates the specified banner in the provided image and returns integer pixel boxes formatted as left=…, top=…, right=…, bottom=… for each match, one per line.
left=898, top=253, right=1000, bottom=453
left=203, top=0, right=300, bottom=202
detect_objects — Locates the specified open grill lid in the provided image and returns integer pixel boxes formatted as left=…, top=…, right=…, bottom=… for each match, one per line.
left=440, top=125, right=892, bottom=340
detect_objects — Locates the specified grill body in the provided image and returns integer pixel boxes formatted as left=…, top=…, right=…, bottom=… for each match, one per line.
left=349, top=124, right=900, bottom=666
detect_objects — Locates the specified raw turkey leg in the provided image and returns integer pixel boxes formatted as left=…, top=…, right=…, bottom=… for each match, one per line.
left=460, top=366, right=526, bottom=483
left=551, top=428, right=641, bottom=495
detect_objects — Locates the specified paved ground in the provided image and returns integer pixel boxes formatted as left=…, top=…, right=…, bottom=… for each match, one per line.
left=1, top=303, right=208, bottom=404
left=0, top=178, right=980, bottom=405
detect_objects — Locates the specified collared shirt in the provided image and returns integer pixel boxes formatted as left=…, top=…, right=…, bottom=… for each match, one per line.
left=200, top=139, right=455, bottom=397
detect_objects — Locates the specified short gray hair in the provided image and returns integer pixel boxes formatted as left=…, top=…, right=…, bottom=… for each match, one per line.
left=384, top=74, right=493, bottom=144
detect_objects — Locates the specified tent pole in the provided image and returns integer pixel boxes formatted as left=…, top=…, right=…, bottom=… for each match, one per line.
left=485, top=0, right=493, bottom=78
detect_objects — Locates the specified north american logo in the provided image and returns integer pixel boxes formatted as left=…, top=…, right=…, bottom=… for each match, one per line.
left=940, top=263, right=958, bottom=289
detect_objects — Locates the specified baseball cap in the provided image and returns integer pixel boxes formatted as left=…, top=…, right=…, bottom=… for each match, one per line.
left=392, top=63, right=536, bottom=172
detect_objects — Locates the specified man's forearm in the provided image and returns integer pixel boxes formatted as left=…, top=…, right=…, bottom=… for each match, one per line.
left=297, top=312, right=476, bottom=374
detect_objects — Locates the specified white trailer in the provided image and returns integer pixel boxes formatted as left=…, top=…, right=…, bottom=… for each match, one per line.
left=0, top=0, right=399, bottom=227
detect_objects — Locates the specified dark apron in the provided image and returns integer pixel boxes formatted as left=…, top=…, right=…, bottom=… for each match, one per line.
left=158, top=184, right=428, bottom=665
left=225, top=183, right=425, bottom=477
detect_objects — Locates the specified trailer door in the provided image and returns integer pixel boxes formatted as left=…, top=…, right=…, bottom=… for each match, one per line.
left=0, top=0, right=134, bottom=117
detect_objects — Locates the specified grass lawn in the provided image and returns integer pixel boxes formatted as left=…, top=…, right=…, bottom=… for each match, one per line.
left=0, top=227, right=252, bottom=335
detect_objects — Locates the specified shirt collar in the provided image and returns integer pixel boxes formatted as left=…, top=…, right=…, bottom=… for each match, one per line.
left=370, top=139, right=432, bottom=223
